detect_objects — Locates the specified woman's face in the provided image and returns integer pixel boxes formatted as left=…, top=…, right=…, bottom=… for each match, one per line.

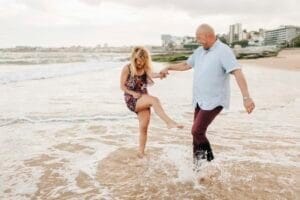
left=135, top=57, right=145, bottom=69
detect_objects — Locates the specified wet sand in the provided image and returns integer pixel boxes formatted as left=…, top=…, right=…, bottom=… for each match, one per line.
left=240, top=48, right=300, bottom=71
left=1, top=54, right=299, bottom=199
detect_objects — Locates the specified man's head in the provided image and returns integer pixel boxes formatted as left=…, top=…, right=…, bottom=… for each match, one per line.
left=196, top=24, right=217, bottom=50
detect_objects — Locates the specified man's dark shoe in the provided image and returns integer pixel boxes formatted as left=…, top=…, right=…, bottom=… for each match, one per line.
left=195, top=150, right=206, bottom=160
left=193, top=149, right=206, bottom=171
left=206, top=151, right=214, bottom=162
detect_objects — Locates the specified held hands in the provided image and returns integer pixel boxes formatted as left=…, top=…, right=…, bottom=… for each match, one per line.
left=159, top=67, right=169, bottom=79
left=243, top=98, right=255, bottom=114
left=158, top=72, right=167, bottom=79
left=152, top=71, right=168, bottom=79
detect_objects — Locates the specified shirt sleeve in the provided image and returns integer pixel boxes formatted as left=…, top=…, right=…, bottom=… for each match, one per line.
left=220, top=46, right=240, bottom=73
left=186, top=51, right=196, bottom=68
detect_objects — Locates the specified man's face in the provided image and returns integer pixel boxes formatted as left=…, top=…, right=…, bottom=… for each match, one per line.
left=196, top=32, right=209, bottom=50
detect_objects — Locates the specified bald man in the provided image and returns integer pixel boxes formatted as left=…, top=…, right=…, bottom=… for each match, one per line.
left=160, top=24, right=255, bottom=167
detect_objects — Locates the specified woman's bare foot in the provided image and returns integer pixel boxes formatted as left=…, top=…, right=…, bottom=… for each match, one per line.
left=137, top=152, right=145, bottom=159
left=167, top=121, right=184, bottom=129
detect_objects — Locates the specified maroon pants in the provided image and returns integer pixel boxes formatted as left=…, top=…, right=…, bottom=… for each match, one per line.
left=192, top=104, right=223, bottom=153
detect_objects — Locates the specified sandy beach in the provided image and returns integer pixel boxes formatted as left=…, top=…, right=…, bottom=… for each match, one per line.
left=1, top=0, right=299, bottom=198
left=240, top=48, right=300, bottom=71
left=0, top=51, right=299, bottom=199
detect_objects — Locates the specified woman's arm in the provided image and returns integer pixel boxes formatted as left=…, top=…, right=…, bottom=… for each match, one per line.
left=120, top=66, right=141, bottom=98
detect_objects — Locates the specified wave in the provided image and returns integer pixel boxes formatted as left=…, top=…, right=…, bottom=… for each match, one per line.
left=0, top=52, right=129, bottom=65
left=0, top=59, right=86, bottom=65
left=0, top=114, right=134, bottom=127
left=0, top=61, right=124, bottom=84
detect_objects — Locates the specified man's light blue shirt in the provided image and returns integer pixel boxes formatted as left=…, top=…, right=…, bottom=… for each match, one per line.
left=186, top=39, right=240, bottom=110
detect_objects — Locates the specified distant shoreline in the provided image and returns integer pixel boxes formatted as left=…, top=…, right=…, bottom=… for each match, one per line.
left=152, top=48, right=300, bottom=71
left=1, top=47, right=299, bottom=71
left=240, top=48, right=300, bottom=71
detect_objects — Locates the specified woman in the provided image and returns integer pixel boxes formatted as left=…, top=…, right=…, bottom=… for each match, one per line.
left=120, top=46, right=183, bottom=158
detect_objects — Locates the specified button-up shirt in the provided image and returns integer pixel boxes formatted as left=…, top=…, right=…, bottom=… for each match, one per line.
left=186, top=39, right=240, bottom=110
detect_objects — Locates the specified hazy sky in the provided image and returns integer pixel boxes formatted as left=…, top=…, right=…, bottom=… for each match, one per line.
left=0, top=0, right=299, bottom=47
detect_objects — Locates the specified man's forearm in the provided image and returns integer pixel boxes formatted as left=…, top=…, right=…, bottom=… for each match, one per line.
left=233, top=69, right=255, bottom=113
left=233, top=70, right=251, bottom=99
left=167, top=62, right=191, bottom=71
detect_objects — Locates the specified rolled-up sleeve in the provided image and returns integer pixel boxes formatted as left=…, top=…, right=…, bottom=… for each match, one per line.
left=186, top=52, right=196, bottom=68
left=220, top=47, right=240, bottom=73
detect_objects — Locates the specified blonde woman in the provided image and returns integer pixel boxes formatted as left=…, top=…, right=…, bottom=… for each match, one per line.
left=120, top=46, right=183, bottom=158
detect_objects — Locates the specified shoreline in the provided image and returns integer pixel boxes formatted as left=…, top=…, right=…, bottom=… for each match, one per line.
left=239, top=48, right=300, bottom=71
left=153, top=48, right=300, bottom=71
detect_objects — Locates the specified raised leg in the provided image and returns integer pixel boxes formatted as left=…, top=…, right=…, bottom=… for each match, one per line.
left=135, top=94, right=183, bottom=129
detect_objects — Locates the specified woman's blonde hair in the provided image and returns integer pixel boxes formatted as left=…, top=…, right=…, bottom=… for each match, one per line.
left=129, top=46, right=153, bottom=83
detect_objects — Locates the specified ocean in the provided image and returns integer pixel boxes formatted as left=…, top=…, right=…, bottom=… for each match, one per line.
left=0, top=51, right=299, bottom=199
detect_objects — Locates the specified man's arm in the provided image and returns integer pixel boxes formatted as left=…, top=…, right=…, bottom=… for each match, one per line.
left=160, top=62, right=192, bottom=75
left=151, top=72, right=164, bottom=79
left=231, top=69, right=255, bottom=114
left=168, top=62, right=192, bottom=71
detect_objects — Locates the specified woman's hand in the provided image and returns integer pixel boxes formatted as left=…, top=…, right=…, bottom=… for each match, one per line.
left=159, top=72, right=168, bottom=79
left=159, top=68, right=169, bottom=78
left=151, top=72, right=167, bottom=79
left=132, top=92, right=142, bottom=99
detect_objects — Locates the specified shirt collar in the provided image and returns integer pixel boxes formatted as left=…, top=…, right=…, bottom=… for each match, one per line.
left=204, top=39, right=220, bottom=52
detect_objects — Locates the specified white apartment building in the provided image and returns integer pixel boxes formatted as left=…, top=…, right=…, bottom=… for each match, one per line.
left=264, top=25, right=300, bottom=46
left=229, top=23, right=243, bottom=44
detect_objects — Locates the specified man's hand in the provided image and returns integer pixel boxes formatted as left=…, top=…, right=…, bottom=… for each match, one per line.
left=243, top=98, right=255, bottom=114
left=159, top=71, right=168, bottom=79
left=159, top=67, right=169, bottom=78
left=232, top=69, right=255, bottom=114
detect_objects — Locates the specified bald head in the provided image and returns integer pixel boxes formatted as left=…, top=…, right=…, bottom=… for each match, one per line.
left=195, top=24, right=217, bottom=49
left=196, top=24, right=215, bottom=36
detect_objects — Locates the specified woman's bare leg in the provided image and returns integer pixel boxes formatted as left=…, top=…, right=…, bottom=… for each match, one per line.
left=137, top=109, right=151, bottom=158
left=135, top=94, right=183, bottom=129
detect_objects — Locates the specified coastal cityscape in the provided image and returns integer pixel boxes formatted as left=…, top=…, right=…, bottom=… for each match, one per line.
left=1, top=23, right=299, bottom=54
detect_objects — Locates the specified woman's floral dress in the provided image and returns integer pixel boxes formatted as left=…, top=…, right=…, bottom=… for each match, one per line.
left=124, top=65, right=148, bottom=113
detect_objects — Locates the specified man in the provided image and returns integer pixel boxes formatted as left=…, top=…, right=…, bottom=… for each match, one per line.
left=160, top=24, right=255, bottom=166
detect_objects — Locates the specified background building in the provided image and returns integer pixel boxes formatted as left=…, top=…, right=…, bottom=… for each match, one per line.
left=264, top=25, right=300, bottom=46
left=246, top=31, right=265, bottom=46
left=229, top=23, right=243, bottom=44
left=161, top=34, right=197, bottom=50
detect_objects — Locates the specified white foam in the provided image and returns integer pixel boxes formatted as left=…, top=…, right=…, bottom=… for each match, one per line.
left=0, top=122, right=119, bottom=198
left=0, top=60, right=126, bottom=84
left=1, top=58, right=299, bottom=198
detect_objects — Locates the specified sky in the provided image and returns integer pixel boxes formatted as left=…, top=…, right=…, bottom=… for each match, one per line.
left=0, top=0, right=299, bottom=47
